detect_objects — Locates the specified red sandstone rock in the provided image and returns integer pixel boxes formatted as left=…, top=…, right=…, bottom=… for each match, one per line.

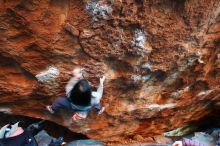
left=64, top=22, right=79, bottom=37
left=0, top=0, right=220, bottom=144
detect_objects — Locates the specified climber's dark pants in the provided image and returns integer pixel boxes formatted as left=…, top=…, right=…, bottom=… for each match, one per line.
left=51, top=97, right=102, bottom=112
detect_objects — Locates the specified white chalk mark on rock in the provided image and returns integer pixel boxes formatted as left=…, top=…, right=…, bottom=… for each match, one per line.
left=197, top=90, right=213, bottom=97
left=132, top=29, right=146, bottom=49
left=35, top=66, right=60, bottom=82
left=146, top=103, right=176, bottom=110
left=141, top=62, right=152, bottom=71
left=85, top=0, right=112, bottom=21
left=0, top=108, right=12, bottom=114
left=127, top=103, right=176, bottom=112
left=131, top=29, right=150, bottom=56
left=170, top=86, right=189, bottom=98
left=131, top=74, right=142, bottom=82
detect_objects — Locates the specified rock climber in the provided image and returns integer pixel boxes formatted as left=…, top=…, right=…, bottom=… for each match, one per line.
left=46, top=66, right=106, bottom=120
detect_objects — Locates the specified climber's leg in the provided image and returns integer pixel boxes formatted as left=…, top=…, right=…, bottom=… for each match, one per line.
left=93, top=104, right=105, bottom=115
left=47, top=97, right=72, bottom=113
left=93, top=104, right=102, bottom=110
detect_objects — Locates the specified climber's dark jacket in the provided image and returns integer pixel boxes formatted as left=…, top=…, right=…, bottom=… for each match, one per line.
left=0, top=129, right=38, bottom=146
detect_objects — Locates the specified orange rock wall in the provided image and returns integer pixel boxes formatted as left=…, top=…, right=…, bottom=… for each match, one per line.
left=0, top=0, right=220, bottom=144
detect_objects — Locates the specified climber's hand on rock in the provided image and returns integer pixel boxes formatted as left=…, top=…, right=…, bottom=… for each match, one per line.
left=100, top=76, right=106, bottom=85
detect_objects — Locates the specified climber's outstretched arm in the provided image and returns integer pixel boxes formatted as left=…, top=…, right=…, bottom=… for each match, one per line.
left=92, top=76, right=106, bottom=104
left=65, top=77, right=79, bottom=97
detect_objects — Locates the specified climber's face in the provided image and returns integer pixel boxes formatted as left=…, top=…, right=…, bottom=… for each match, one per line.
left=72, top=68, right=82, bottom=78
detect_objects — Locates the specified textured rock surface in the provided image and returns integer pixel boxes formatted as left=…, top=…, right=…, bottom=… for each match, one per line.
left=0, top=0, right=220, bottom=144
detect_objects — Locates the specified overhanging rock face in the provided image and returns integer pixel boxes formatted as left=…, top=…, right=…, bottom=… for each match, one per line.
left=0, top=0, right=220, bottom=144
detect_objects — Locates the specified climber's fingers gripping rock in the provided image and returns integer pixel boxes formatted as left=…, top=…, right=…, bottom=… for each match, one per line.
left=100, top=76, right=106, bottom=85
